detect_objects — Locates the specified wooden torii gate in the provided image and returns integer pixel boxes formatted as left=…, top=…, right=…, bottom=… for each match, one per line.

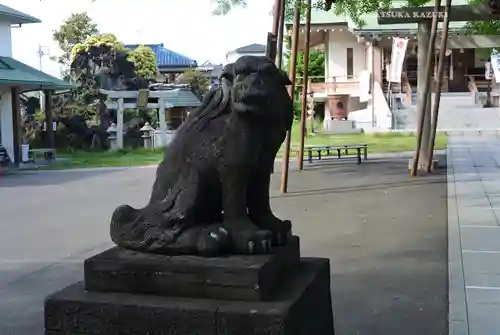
left=99, top=89, right=175, bottom=149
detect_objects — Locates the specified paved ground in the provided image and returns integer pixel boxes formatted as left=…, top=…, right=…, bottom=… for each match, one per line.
left=0, top=156, right=448, bottom=335
left=448, top=134, right=500, bottom=335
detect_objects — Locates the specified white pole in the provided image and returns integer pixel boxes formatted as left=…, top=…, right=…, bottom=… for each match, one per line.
left=371, top=42, right=376, bottom=128
left=158, top=98, right=167, bottom=147
left=37, top=45, right=47, bottom=114
left=117, top=98, right=124, bottom=149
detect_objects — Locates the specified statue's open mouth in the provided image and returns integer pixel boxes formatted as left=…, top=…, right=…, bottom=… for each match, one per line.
left=232, top=98, right=267, bottom=114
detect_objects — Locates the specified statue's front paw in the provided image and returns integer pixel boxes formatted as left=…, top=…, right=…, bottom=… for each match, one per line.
left=253, top=215, right=292, bottom=246
left=223, top=219, right=273, bottom=255
left=196, top=225, right=230, bottom=257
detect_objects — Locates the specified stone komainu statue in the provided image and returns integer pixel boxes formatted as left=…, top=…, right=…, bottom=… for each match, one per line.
left=110, top=56, right=294, bottom=256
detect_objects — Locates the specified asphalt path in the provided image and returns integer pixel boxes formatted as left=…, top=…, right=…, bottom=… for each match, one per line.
left=0, top=156, right=447, bottom=334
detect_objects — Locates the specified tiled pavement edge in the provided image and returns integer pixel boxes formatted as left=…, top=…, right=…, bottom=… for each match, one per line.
left=448, top=134, right=500, bottom=335
left=447, top=140, right=469, bottom=335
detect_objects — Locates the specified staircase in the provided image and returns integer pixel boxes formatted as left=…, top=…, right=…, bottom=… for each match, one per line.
left=475, top=78, right=491, bottom=92
left=391, top=92, right=500, bottom=130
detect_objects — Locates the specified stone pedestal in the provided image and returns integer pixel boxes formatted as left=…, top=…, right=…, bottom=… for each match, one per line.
left=44, top=237, right=335, bottom=335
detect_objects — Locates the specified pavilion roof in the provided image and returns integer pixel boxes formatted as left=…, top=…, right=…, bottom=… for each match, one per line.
left=0, top=57, right=74, bottom=92
left=0, top=4, right=40, bottom=24
left=149, top=85, right=201, bottom=107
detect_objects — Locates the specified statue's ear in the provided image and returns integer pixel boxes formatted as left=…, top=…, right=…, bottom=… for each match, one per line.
left=219, top=63, right=235, bottom=83
left=279, top=69, right=292, bottom=86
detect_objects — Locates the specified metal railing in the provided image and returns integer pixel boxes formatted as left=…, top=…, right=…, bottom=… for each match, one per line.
left=468, top=75, right=480, bottom=104
left=401, top=73, right=413, bottom=105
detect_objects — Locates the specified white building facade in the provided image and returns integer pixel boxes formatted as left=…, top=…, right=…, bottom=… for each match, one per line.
left=291, top=4, right=500, bottom=132
left=0, top=4, right=73, bottom=165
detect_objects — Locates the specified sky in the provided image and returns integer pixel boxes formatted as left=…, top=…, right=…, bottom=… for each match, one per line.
left=5, top=0, right=274, bottom=78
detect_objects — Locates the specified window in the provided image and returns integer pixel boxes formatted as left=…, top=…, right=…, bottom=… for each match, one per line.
left=346, top=48, right=353, bottom=78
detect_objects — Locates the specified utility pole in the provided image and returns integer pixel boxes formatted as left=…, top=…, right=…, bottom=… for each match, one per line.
left=280, top=0, right=301, bottom=194
left=298, top=0, right=312, bottom=170
left=36, top=44, right=50, bottom=113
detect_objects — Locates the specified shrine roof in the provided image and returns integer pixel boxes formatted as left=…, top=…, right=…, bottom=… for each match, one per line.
left=125, top=44, right=198, bottom=69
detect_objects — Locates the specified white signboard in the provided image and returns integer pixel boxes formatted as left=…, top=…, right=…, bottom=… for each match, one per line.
left=388, top=37, right=408, bottom=83
left=490, top=49, right=500, bottom=83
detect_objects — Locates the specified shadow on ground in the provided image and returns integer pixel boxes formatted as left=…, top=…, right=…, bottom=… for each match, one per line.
left=270, top=157, right=448, bottom=335
left=0, top=168, right=129, bottom=188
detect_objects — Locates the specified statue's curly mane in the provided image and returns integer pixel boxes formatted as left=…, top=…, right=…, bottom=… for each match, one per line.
left=177, top=78, right=232, bottom=135
left=110, top=56, right=294, bottom=256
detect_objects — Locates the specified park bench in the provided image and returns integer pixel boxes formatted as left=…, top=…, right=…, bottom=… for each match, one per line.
left=29, top=148, right=56, bottom=163
left=295, top=144, right=368, bottom=165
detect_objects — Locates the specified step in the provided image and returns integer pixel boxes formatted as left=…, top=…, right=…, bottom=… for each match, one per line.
left=84, top=236, right=301, bottom=302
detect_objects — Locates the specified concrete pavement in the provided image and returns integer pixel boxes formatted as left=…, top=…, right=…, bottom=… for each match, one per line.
left=448, top=133, right=500, bottom=335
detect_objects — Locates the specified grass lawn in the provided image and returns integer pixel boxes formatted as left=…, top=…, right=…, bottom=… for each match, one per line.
left=44, top=124, right=447, bottom=170
left=285, top=126, right=448, bottom=155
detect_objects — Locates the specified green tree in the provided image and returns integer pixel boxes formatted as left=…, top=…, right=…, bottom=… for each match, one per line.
left=71, top=34, right=158, bottom=81
left=464, top=0, right=500, bottom=38
left=295, top=50, right=325, bottom=83
left=178, top=69, right=210, bottom=100
left=67, top=33, right=158, bottom=120
left=71, top=33, right=127, bottom=59
left=211, top=0, right=247, bottom=15
left=127, top=45, right=158, bottom=80
left=52, top=12, right=99, bottom=71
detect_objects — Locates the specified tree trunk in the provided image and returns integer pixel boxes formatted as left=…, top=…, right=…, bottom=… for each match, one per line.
left=276, top=0, right=286, bottom=69
left=426, top=0, right=452, bottom=172
left=270, top=0, right=285, bottom=174
left=298, top=0, right=312, bottom=170
left=280, top=0, right=301, bottom=194
left=410, top=0, right=441, bottom=177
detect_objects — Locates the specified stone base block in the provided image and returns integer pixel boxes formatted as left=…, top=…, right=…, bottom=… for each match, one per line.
left=84, top=236, right=300, bottom=301
left=45, top=258, right=334, bottom=335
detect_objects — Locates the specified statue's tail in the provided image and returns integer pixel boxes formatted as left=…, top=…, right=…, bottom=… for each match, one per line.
left=109, top=189, right=181, bottom=251
left=109, top=204, right=155, bottom=250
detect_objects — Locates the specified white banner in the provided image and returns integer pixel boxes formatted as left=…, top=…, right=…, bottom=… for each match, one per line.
left=490, top=49, right=500, bottom=83
left=388, top=37, right=408, bottom=83
left=485, top=61, right=494, bottom=80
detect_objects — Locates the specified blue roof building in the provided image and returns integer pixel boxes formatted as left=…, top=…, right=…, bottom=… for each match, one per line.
left=125, top=44, right=198, bottom=73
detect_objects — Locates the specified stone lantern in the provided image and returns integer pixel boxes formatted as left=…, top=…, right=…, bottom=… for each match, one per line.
left=140, top=122, right=155, bottom=149
left=106, top=123, right=118, bottom=151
